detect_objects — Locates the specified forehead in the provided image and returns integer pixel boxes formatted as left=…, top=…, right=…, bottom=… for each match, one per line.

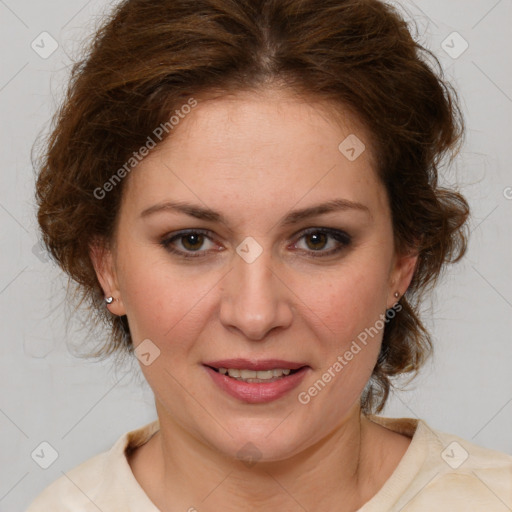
left=162, top=88, right=375, bottom=165
left=120, top=88, right=387, bottom=222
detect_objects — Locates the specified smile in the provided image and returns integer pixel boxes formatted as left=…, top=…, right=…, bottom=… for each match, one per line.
left=215, top=367, right=297, bottom=382
left=203, top=361, right=310, bottom=403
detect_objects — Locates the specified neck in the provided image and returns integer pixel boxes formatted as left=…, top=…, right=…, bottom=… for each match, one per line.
left=133, top=400, right=384, bottom=512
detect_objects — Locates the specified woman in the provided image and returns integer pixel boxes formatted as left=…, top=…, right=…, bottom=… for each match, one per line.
left=27, top=0, right=512, bottom=510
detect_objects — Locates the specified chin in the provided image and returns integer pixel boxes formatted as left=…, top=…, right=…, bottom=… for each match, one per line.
left=201, top=417, right=309, bottom=463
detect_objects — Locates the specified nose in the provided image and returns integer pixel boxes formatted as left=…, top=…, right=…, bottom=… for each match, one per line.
left=219, top=243, right=293, bottom=341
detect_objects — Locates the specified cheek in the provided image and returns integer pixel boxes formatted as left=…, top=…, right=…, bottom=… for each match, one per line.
left=299, top=261, right=390, bottom=346
left=297, top=271, right=387, bottom=416
left=116, top=246, right=211, bottom=345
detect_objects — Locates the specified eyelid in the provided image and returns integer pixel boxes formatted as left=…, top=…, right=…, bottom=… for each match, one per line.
left=289, top=227, right=352, bottom=257
left=160, top=227, right=352, bottom=258
left=160, top=228, right=221, bottom=256
left=293, top=227, right=351, bottom=245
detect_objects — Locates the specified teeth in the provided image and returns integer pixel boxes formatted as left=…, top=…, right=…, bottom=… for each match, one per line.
left=218, top=368, right=293, bottom=380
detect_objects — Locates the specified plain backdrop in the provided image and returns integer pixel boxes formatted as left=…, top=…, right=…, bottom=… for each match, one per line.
left=1, top=0, right=511, bottom=510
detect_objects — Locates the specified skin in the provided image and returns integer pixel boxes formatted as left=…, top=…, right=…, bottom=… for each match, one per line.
left=90, top=86, right=418, bottom=511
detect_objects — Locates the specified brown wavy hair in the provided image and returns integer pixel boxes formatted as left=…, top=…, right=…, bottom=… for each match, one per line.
left=33, top=0, right=470, bottom=414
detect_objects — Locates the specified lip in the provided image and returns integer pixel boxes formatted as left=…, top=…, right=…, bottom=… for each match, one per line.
left=203, top=363, right=310, bottom=404
left=202, top=358, right=308, bottom=371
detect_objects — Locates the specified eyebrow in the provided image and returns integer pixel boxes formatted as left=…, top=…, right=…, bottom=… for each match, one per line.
left=140, top=198, right=371, bottom=225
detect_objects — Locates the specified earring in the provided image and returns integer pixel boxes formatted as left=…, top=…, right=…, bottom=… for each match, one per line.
left=105, top=296, right=114, bottom=305
left=394, top=291, right=400, bottom=298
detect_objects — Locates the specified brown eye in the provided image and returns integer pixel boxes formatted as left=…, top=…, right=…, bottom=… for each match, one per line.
left=304, top=232, right=329, bottom=251
left=160, top=229, right=219, bottom=258
left=181, top=233, right=205, bottom=251
left=293, top=228, right=352, bottom=257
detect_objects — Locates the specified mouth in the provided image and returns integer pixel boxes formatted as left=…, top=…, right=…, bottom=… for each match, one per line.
left=202, top=359, right=311, bottom=403
left=205, top=365, right=304, bottom=383
left=203, top=358, right=309, bottom=382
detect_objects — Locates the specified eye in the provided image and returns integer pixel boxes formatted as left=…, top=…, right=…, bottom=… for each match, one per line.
left=160, top=229, right=220, bottom=258
left=160, top=227, right=352, bottom=259
left=292, top=228, right=351, bottom=257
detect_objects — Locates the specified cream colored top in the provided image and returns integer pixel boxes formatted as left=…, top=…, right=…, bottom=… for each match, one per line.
left=26, top=416, right=512, bottom=511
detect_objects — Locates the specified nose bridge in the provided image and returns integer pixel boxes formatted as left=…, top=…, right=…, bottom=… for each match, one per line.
left=219, top=236, right=292, bottom=340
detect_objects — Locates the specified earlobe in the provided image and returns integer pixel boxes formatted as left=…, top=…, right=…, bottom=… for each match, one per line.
left=89, top=240, right=126, bottom=316
left=389, top=250, right=419, bottom=307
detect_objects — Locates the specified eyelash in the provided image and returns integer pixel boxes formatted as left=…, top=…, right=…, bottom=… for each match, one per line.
left=159, top=228, right=352, bottom=259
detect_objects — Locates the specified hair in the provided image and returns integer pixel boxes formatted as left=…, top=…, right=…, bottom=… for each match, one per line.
left=34, top=0, right=470, bottom=415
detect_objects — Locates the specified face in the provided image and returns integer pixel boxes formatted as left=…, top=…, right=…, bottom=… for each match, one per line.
left=91, top=87, right=417, bottom=461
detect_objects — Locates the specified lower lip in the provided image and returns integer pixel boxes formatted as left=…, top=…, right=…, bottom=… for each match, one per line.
left=203, top=365, right=310, bottom=404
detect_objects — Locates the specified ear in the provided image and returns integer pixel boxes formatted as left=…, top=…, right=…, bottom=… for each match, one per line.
left=89, top=238, right=127, bottom=316
left=387, top=248, right=419, bottom=309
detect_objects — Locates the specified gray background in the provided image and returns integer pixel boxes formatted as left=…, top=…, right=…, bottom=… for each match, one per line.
left=1, top=0, right=511, bottom=510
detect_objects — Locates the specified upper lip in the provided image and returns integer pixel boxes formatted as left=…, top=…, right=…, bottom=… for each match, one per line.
left=203, top=359, right=309, bottom=371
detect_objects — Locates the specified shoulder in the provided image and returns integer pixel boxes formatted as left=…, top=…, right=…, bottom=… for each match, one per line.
left=25, top=451, right=108, bottom=512
left=418, top=419, right=512, bottom=473
left=420, top=422, right=512, bottom=508
left=25, top=419, right=160, bottom=512
left=367, top=415, right=512, bottom=511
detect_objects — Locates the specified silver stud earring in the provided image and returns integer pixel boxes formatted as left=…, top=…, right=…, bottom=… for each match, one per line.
left=394, top=291, right=400, bottom=298
left=105, top=296, right=114, bottom=305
